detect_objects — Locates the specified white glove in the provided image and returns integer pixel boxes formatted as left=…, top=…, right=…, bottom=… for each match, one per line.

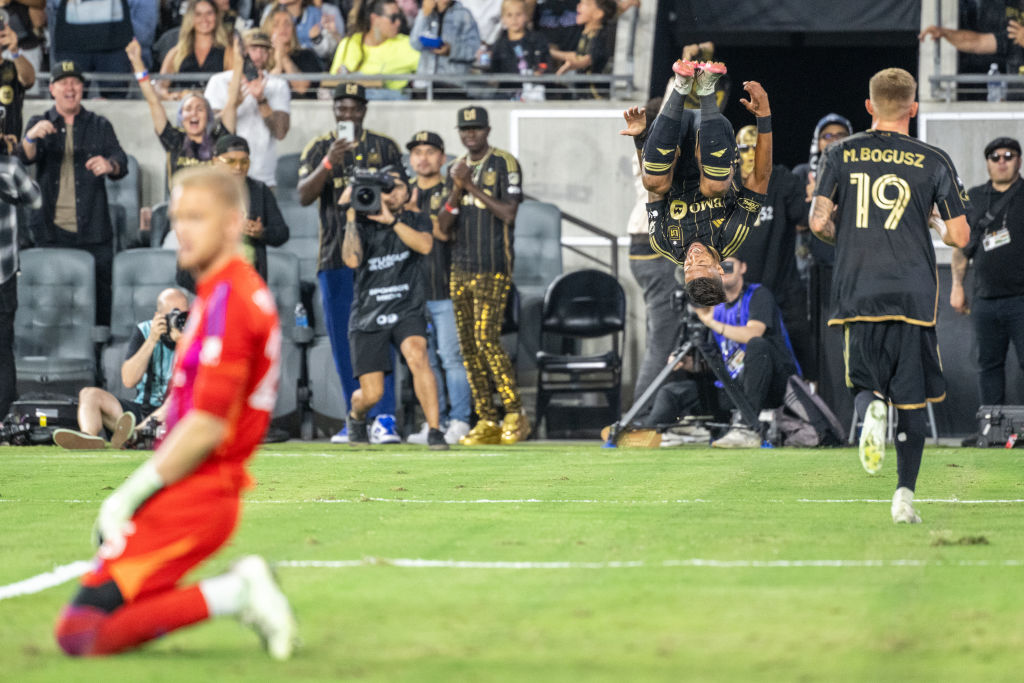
left=93, top=460, right=165, bottom=558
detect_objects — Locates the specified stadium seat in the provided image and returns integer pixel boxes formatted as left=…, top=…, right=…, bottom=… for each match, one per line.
left=265, top=249, right=312, bottom=431
left=534, top=269, right=626, bottom=436
left=14, top=249, right=100, bottom=397
left=149, top=201, right=171, bottom=248
left=513, top=200, right=563, bottom=300
left=106, top=155, right=141, bottom=250
left=307, top=279, right=347, bottom=435
left=275, top=153, right=302, bottom=205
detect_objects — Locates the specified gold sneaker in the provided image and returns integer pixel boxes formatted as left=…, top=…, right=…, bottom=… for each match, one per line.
left=459, top=419, right=501, bottom=446
left=500, top=411, right=531, bottom=445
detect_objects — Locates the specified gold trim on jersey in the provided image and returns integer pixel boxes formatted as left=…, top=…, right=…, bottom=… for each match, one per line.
left=628, top=253, right=663, bottom=261
left=892, top=394, right=946, bottom=409
left=829, top=314, right=936, bottom=327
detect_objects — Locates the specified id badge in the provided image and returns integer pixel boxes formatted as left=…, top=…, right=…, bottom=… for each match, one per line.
left=725, top=349, right=745, bottom=377
left=983, top=227, right=1011, bottom=251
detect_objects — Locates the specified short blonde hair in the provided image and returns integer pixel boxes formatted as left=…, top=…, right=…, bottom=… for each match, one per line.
left=869, top=68, right=917, bottom=119
left=171, top=165, right=249, bottom=218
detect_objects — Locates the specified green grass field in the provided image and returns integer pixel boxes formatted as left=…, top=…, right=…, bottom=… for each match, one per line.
left=2, top=441, right=1024, bottom=682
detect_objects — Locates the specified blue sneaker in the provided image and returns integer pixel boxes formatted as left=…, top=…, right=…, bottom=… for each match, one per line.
left=330, top=426, right=348, bottom=444
left=370, top=414, right=402, bottom=444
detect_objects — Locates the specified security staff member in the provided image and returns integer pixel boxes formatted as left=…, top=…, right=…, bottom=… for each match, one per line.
left=951, top=136, right=1024, bottom=407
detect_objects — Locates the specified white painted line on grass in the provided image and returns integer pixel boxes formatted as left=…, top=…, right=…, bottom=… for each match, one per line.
left=794, top=498, right=1024, bottom=504
left=0, top=561, right=92, bottom=601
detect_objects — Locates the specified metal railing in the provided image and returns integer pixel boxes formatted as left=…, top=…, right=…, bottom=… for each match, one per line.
left=929, top=73, right=1024, bottom=102
left=526, top=193, right=619, bottom=279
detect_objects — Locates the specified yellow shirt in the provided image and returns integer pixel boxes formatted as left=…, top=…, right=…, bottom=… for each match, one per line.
left=329, top=34, right=421, bottom=90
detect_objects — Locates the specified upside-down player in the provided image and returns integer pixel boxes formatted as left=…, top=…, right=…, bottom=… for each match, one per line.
left=809, top=68, right=970, bottom=524
left=54, top=166, right=299, bottom=658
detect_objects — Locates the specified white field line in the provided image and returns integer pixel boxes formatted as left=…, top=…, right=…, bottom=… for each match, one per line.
left=6, top=555, right=1024, bottom=602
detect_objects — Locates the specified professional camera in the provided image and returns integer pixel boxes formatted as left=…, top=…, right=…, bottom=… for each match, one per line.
left=162, top=308, right=188, bottom=345
left=349, top=168, right=396, bottom=215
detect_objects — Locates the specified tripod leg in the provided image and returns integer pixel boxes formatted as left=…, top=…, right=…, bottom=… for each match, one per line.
left=695, top=342, right=762, bottom=439
left=605, top=341, right=693, bottom=446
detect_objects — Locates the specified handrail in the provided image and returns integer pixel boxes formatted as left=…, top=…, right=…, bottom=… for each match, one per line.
left=525, top=193, right=619, bottom=279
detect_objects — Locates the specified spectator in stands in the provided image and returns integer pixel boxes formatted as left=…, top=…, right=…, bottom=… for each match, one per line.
left=404, top=130, right=473, bottom=445
left=0, top=132, right=41, bottom=420
left=151, top=0, right=248, bottom=71
left=213, top=134, right=290, bottom=280
left=0, top=20, right=34, bottom=137
left=530, top=0, right=578, bottom=54
left=262, top=4, right=324, bottom=98
left=395, top=0, right=419, bottom=26
left=296, top=82, right=404, bottom=444
left=329, top=0, right=420, bottom=97
left=460, top=0, right=501, bottom=46
left=410, top=0, right=479, bottom=96
left=47, top=0, right=157, bottom=98
left=52, top=288, right=190, bottom=450
left=921, top=9, right=1024, bottom=80
left=21, top=61, right=128, bottom=326
left=205, top=28, right=290, bottom=189
left=127, top=38, right=241, bottom=191
left=489, top=0, right=549, bottom=99
left=159, top=0, right=235, bottom=99
left=2, top=1, right=43, bottom=98
left=549, top=0, right=615, bottom=99
left=260, top=0, right=341, bottom=63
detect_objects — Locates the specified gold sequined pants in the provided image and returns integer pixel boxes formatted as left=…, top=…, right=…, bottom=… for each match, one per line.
left=450, top=269, right=522, bottom=422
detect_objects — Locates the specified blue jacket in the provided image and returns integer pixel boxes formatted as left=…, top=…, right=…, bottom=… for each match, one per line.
left=410, top=3, right=480, bottom=76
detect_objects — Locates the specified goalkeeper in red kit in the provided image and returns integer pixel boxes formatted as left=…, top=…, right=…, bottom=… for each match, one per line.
left=54, top=166, right=299, bottom=659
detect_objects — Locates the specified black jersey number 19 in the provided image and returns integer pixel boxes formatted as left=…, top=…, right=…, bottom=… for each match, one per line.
left=849, top=172, right=912, bottom=231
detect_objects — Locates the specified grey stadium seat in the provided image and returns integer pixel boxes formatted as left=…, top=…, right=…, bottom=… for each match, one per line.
left=513, top=199, right=563, bottom=299
left=308, top=278, right=347, bottom=435
left=275, top=153, right=302, bottom=205
left=14, top=249, right=99, bottom=396
left=265, top=249, right=311, bottom=429
left=149, top=201, right=171, bottom=248
left=106, top=155, right=141, bottom=250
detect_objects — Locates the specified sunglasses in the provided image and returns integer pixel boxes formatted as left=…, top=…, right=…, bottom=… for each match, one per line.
left=988, top=151, right=1019, bottom=162
left=820, top=131, right=848, bottom=142
left=382, top=11, right=402, bottom=21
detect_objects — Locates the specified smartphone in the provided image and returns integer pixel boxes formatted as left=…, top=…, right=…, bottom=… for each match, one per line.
left=336, top=120, right=355, bottom=143
left=0, top=9, right=9, bottom=32
left=243, top=55, right=259, bottom=81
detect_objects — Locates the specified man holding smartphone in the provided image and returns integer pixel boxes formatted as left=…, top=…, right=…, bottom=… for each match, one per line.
left=298, top=82, right=406, bottom=444
left=205, top=30, right=290, bottom=189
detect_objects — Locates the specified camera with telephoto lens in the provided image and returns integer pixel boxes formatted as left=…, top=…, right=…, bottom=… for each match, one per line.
left=162, top=308, right=188, bottom=345
left=349, top=168, right=396, bottom=215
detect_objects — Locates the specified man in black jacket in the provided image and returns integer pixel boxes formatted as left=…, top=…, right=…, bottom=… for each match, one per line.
left=20, top=61, right=128, bottom=324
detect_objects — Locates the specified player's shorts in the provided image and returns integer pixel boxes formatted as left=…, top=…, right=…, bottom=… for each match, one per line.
left=842, top=321, right=946, bottom=409
left=349, top=316, right=428, bottom=377
left=116, top=399, right=156, bottom=423
left=80, top=474, right=240, bottom=602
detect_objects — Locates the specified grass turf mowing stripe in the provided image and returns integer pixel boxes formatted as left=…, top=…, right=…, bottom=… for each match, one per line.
left=4, top=497, right=1024, bottom=505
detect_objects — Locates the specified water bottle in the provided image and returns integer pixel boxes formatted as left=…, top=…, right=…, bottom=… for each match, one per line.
left=294, top=303, right=308, bottom=328
left=987, top=63, right=1007, bottom=102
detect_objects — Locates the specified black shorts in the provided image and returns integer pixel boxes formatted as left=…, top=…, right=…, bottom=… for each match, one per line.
left=117, top=398, right=157, bottom=422
left=842, top=321, right=946, bottom=409
left=349, top=316, right=428, bottom=377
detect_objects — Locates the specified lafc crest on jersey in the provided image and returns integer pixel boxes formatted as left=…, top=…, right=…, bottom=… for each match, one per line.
left=430, top=192, right=443, bottom=211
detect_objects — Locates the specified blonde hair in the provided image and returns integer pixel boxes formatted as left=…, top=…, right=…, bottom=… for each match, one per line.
left=261, top=6, right=299, bottom=59
left=171, top=165, right=249, bottom=218
left=173, top=0, right=231, bottom=73
left=868, top=68, right=917, bottom=120
left=501, top=0, right=527, bottom=12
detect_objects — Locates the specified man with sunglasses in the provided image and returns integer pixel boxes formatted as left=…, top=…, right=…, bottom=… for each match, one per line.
left=950, top=137, right=1024, bottom=426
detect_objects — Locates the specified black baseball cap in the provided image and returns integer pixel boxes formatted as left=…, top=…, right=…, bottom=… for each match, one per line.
left=457, top=106, right=488, bottom=129
left=984, top=136, right=1021, bottom=158
left=51, top=60, right=85, bottom=84
left=406, top=130, right=444, bottom=152
left=333, top=82, right=368, bottom=103
left=214, top=134, right=250, bottom=156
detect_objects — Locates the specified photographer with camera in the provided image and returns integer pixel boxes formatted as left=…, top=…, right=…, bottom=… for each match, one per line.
left=339, top=166, right=448, bottom=450
left=53, top=288, right=190, bottom=450
left=298, top=81, right=405, bottom=444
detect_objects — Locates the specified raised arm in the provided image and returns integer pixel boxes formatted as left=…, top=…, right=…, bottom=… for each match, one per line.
left=919, top=25, right=997, bottom=54
left=219, top=38, right=244, bottom=134
left=126, top=39, right=168, bottom=135
left=739, top=80, right=771, bottom=195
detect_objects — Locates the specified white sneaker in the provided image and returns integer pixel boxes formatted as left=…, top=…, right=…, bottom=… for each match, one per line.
left=859, top=399, right=887, bottom=474
left=660, top=422, right=712, bottom=447
left=444, top=419, right=470, bottom=445
left=891, top=487, right=922, bottom=524
left=711, top=426, right=761, bottom=449
left=370, top=415, right=402, bottom=444
left=233, top=555, right=299, bottom=660
left=406, top=422, right=430, bottom=445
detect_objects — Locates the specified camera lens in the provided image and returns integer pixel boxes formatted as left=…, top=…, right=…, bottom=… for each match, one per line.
left=355, top=188, right=375, bottom=205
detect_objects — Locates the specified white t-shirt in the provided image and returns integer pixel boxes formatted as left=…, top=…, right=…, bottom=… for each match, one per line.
left=204, top=70, right=291, bottom=187
left=459, top=0, right=502, bottom=45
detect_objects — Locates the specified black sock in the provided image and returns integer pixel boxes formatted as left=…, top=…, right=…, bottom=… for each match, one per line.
left=895, top=408, right=926, bottom=491
left=700, top=92, right=718, bottom=118
left=698, top=111, right=735, bottom=181
left=642, top=92, right=683, bottom=177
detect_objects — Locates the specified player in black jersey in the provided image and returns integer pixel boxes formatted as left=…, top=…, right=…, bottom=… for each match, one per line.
left=810, top=67, right=970, bottom=524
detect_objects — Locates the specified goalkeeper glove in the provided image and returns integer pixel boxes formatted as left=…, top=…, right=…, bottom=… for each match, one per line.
left=93, top=460, right=165, bottom=558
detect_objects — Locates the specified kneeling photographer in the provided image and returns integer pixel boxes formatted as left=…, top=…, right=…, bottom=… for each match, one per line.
left=340, top=166, right=448, bottom=450
left=53, top=288, right=190, bottom=449
left=651, top=257, right=800, bottom=448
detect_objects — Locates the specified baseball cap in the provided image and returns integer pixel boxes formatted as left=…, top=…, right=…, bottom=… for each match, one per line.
left=333, top=82, right=368, bottom=103
left=244, top=29, right=273, bottom=49
left=51, top=60, right=85, bottom=84
left=214, top=134, right=250, bottom=156
left=984, top=136, right=1022, bottom=158
left=457, top=106, right=488, bottom=129
left=406, top=130, right=445, bottom=152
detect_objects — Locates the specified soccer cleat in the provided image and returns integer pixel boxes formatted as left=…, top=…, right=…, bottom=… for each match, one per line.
left=695, top=61, right=726, bottom=96
left=330, top=426, right=348, bottom=444
left=859, top=399, right=887, bottom=474
left=370, top=414, right=402, bottom=444
left=444, top=419, right=471, bottom=444
left=53, top=429, right=106, bottom=450
left=458, top=419, right=501, bottom=446
left=500, top=411, right=531, bottom=445
left=109, top=412, right=136, bottom=450
left=671, top=59, right=698, bottom=95
left=347, top=414, right=369, bottom=446
left=891, top=487, right=922, bottom=524
left=711, top=425, right=761, bottom=449
left=233, top=555, right=300, bottom=661
left=427, top=427, right=450, bottom=451
left=405, top=422, right=430, bottom=445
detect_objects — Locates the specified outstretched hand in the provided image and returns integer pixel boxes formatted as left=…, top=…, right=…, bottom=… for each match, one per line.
left=619, top=105, right=647, bottom=137
left=739, top=81, right=770, bottom=118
